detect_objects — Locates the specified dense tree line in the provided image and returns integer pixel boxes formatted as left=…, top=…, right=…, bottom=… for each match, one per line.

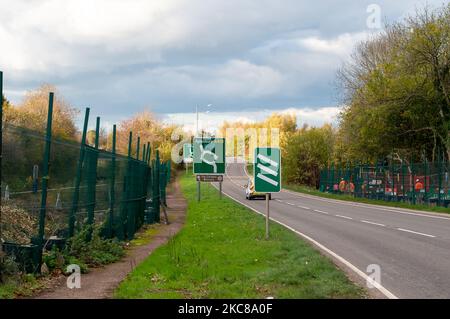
left=337, top=4, right=450, bottom=163
left=221, top=4, right=449, bottom=188
left=114, top=111, right=179, bottom=162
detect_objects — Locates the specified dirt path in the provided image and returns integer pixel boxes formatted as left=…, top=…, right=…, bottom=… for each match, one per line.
left=34, top=178, right=187, bottom=299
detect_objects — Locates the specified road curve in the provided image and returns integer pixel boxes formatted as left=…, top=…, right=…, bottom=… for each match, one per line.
left=216, top=161, right=450, bottom=299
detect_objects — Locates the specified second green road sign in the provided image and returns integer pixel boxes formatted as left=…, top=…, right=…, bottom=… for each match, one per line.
left=193, top=137, right=226, bottom=174
left=254, top=147, right=281, bottom=193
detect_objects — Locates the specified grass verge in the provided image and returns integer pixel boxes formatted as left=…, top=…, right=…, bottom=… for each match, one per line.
left=114, top=173, right=365, bottom=299
left=284, top=184, right=450, bottom=215
left=0, top=273, right=43, bottom=299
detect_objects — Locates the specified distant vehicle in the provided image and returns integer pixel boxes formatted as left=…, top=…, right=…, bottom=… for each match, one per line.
left=245, top=179, right=271, bottom=200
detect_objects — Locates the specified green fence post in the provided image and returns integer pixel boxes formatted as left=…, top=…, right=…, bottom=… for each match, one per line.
left=374, top=161, right=379, bottom=199
left=136, top=136, right=140, bottom=160
left=141, top=142, right=150, bottom=224
left=138, top=145, right=144, bottom=230
left=86, top=117, right=100, bottom=241
left=354, top=162, right=360, bottom=197
left=168, top=159, right=171, bottom=182
left=412, top=160, right=416, bottom=205
left=0, top=71, right=3, bottom=241
left=438, top=153, right=443, bottom=206
left=141, top=145, right=148, bottom=228
left=424, top=158, right=428, bottom=205
left=141, top=141, right=147, bottom=226
left=149, top=144, right=152, bottom=161
left=37, top=92, right=54, bottom=271
left=328, top=163, right=331, bottom=193
left=365, top=162, right=369, bottom=198
left=69, top=108, right=90, bottom=238
left=107, top=124, right=117, bottom=238
left=130, top=136, right=140, bottom=236
left=160, top=162, right=167, bottom=206
left=117, top=132, right=132, bottom=240
left=125, top=132, right=134, bottom=239
left=390, top=156, right=394, bottom=201
left=154, top=150, right=160, bottom=223
left=330, top=163, right=335, bottom=193
left=401, top=160, right=406, bottom=202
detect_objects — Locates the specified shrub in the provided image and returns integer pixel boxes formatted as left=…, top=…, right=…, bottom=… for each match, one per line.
left=64, top=225, right=125, bottom=268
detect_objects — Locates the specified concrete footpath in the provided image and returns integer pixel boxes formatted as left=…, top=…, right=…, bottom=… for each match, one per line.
left=34, top=179, right=187, bottom=299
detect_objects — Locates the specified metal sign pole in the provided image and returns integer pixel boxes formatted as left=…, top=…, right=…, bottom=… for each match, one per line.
left=197, top=179, right=201, bottom=202
left=253, top=147, right=280, bottom=240
left=265, top=193, right=270, bottom=239
left=219, top=181, right=222, bottom=199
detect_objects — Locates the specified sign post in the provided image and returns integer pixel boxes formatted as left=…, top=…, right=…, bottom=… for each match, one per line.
left=193, top=137, right=226, bottom=201
left=254, top=147, right=281, bottom=239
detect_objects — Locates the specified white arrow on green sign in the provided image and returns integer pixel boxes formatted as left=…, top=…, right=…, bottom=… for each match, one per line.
left=193, top=137, right=226, bottom=175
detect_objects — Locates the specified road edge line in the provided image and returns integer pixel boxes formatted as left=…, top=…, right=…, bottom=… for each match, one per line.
left=213, top=184, right=398, bottom=299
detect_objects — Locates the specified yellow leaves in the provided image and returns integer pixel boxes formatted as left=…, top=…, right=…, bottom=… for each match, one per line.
left=116, top=110, right=181, bottom=160
left=6, top=84, right=78, bottom=140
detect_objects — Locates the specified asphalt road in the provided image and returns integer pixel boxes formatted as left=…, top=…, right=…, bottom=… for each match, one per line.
left=216, top=161, right=450, bottom=299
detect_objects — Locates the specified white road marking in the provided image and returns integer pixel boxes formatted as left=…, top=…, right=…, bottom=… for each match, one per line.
left=361, top=220, right=386, bottom=227
left=281, top=189, right=450, bottom=221
left=213, top=184, right=398, bottom=299
left=225, top=169, right=437, bottom=242
left=274, top=199, right=309, bottom=210
left=224, top=175, right=438, bottom=242
left=286, top=202, right=295, bottom=206
left=313, top=209, right=329, bottom=215
left=397, top=228, right=436, bottom=238
left=336, top=215, right=353, bottom=220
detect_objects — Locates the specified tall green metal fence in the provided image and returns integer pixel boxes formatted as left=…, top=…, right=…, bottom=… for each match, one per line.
left=0, top=71, right=170, bottom=273
left=319, top=159, right=450, bottom=207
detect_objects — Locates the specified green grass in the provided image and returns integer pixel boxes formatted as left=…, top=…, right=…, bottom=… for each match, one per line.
left=284, top=184, right=450, bottom=215
left=114, top=173, right=365, bottom=299
left=0, top=274, right=42, bottom=299
left=130, top=225, right=161, bottom=247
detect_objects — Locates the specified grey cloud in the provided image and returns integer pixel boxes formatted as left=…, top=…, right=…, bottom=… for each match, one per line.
left=0, top=0, right=446, bottom=126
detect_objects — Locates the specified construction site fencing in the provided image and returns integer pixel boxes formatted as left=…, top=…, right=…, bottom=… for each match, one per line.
left=319, top=159, right=450, bottom=207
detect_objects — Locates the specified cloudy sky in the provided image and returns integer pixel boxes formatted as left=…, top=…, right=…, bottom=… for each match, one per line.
left=0, top=0, right=445, bottom=130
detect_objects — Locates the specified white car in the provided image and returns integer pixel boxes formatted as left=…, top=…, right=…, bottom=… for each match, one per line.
left=245, top=179, right=272, bottom=200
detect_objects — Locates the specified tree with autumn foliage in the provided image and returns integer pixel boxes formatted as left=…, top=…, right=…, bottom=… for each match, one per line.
left=220, top=112, right=335, bottom=186
left=115, top=111, right=181, bottom=161
left=337, top=4, right=450, bottom=164
left=2, top=85, right=79, bottom=189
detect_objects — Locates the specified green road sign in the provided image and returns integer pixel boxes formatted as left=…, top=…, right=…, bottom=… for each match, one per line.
left=254, top=147, right=281, bottom=193
left=183, top=143, right=193, bottom=162
left=193, top=137, right=226, bottom=174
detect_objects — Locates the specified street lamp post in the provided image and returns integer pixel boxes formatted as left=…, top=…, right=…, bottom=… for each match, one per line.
left=196, top=104, right=212, bottom=137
